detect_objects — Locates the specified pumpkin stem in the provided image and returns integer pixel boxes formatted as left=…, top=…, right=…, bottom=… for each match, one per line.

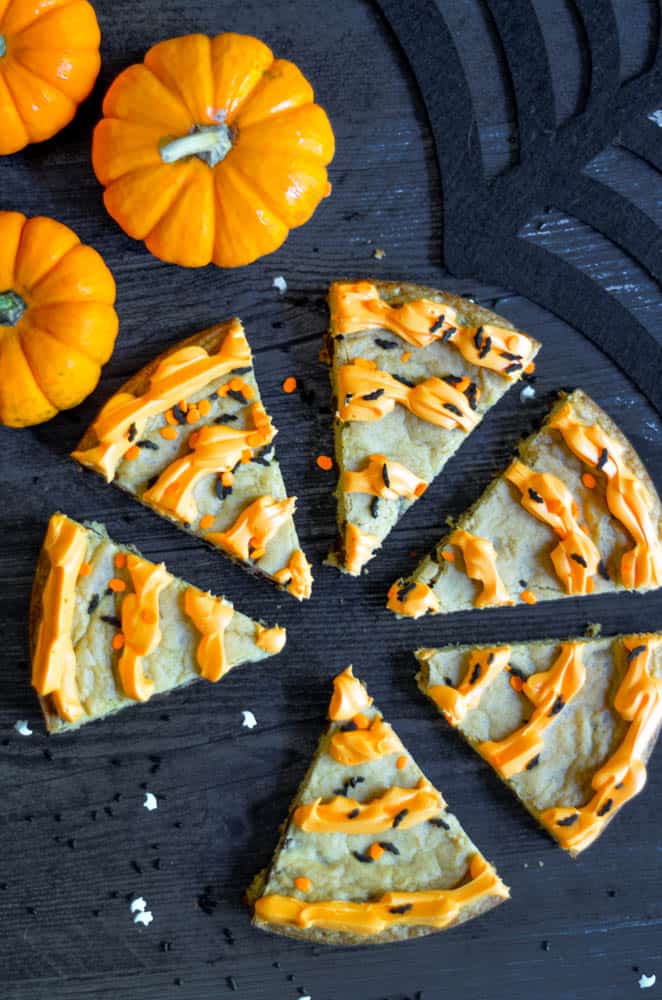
left=160, top=124, right=233, bottom=168
left=0, top=36, right=6, bottom=58
left=0, top=290, right=26, bottom=327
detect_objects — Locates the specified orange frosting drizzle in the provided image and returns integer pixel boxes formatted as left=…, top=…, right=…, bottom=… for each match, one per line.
left=344, top=454, right=428, bottom=500
left=330, top=281, right=536, bottom=378
left=255, top=625, right=287, bottom=655
left=549, top=402, right=662, bottom=588
left=506, top=460, right=600, bottom=594
left=344, top=522, right=380, bottom=575
left=293, top=780, right=445, bottom=835
left=449, top=529, right=513, bottom=608
left=273, top=549, right=314, bottom=600
left=72, top=322, right=252, bottom=481
left=386, top=579, right=440, bottom=618
left=255, top=854, right=508, bottom=935
left=540, top=636, right=662, bottom=854
left=143, top=403, right=275, bottom=524
left=117, top=555, right=172, bottom=701
left=184, top=589, right=234, bottom=682
left=328, top=666, right=373, bottom=721
left=337, top=362, right=480, bottom=432
left=32, top=514, right=88, bottom=723
left=330, top=717, right=403, bottom=766
left=427, top=647, right=512, bottom=727
left=206, top=495, right=296, bottom=562
left=479, top=642, right=586, bottom=779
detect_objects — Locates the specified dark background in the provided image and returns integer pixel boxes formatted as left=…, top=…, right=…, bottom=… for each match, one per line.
left=1, top=2, right=661, bottom=998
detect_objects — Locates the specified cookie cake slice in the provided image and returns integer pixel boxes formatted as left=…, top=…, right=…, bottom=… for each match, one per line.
left=325, top=280, right=540, bottom=575
left=247, top=666, right=509, bottom=944
left=30, top=513, right=287, bottom=732
left=388, top=389, right=662, bottom=617
left=72, top=319, right=312, bottom=600
left=416, top=633, right=662, bottom=856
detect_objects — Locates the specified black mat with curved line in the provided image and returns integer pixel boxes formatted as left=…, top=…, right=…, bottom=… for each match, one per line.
left=0, top=2, right=661, bottom=1000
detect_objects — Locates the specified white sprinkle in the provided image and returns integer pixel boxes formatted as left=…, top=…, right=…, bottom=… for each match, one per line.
left=538, top=860, right=544, bottom=867
left=520, top=384, right=536, bottom=402
left=143, top=792, right=158, bottom=811
left=273, top=275, right=287, bottom=295
left=130, top=897, right=146, bottom=914
left=647, top=109, right=662, bottom=127
left=241, top=710, right=257, bottom=729
left=134, top=909, right=154, bottom=927
left=639, top=973, right=656, bottom=989
left=14, top=720, right=32, bottom=736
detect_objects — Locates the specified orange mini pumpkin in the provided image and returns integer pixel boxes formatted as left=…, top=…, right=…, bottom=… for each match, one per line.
left=0, top=0, right=101, bottom=155
left=0, top=211, right=118, bottom=427
left=92, top=33, right=335, bottom=268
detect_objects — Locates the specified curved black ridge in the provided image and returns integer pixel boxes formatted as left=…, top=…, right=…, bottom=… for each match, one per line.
left=374, top=0, right=662, bottom=415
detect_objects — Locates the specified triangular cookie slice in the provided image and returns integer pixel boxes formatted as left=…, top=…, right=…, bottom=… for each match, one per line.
left=324, top=280, right=540, bottom=575
left=416, top=633, right=662, bottom=856
left=389, top=389, right=662, bottom=617
left=30, top=513, right=287, bottom=732
left=72, top=320, right=312, bottom=600
left=247, top=666, right=508, bottom=944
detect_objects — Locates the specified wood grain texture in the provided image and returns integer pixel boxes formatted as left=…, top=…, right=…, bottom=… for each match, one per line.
left=0, top=1, right=661, bottom=998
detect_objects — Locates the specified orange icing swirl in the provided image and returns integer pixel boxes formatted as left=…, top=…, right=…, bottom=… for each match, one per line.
left=540, top=636, right=662, bottom=854
left=386, top=579, right=441, bottom=618
left=32, top=514, right=87, bottom=723
left=143, top=402, right=275, bottom=524
left=255, top=625, right=287, bottom=655
left=449, top=529, right=513, bottom=608
left=273, top=549, right=314, bottom=601
left=427, top=647, right=512, bottom=727
left=206, top=495, right=296, bottom=562
left=328, top=666, right=373, bottom=721
left=337, top=362, right=481, bottom=431
left=72, top=322, right=252, bottom=481
left=254, top=854, right=509, bottom=935
left=117, top=555, right=172, bottom=701
left=293, top=780, right=445, bottom=834
left=330, top=280, right=536, bottom=378
left=506, top=460, right=600, bottom=594
left=479, top=642, right=586, bottom=779
left=330, top=717, right=403, bottom=766
left=344, top=454, right=428, bottom=500
left=549, top=402, right=662, bottom=588
left=344, top=522, right=380, bottom=576
left=184, top=589, right=235, bottom=682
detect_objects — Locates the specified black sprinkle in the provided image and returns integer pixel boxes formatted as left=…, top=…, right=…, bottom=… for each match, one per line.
left=443, top=402, right=463, bottom=417
left=374, top=338, right=398, bottom=350
left=352, top=850, right=374, bottom=864
left=382, top=463, right=391, bottom=489
left=428, top=817, right=450, bottom=830
left=429, top=315, right=445, bottom=333
left=370, top=497, right=380, bottom=519
left=443, top=373, right=463, bottom=386
left=127, top=423, right=137, bottom=442
left=146, top=475, right=158, bottom=490
left=67, top=838, right=76, bottom=850
left=469, top=662, right=482, bottom=685
left=627, top=644, right=646, bottom=663
left=397, top=581, right=416, bottom=602
left=362, top=388, right=385, bottom=401
left=464, top=382, right=479, bottom=410
left=340, top=720, right=358, bottom=732
left=100, top=615, right=121, bottom=628
left=347, top=808, right=360, bottom=819
left=526, top=754, right=540, bottom=770
left=597, top=798, right=613, bottom=816
left=198, top=887, right=219, bottom=915
left=528, top=487, right=544, bottom=504
left=233, top=366, right=252, bottom=375
left=441, top=326, right=456, bottom=342
left=541, top=940, right=551, bottom=952
left=392, top=373, right=415, bottom=387
left=174, top=979, right=183, bottom=987
left=570, top=553, right=588, bottom=568
left=160, top=941, right=172, bottom=953
left=223, top=927, right=235, bottom=945
left=556, top=813, right=579, bottom=827
left=346, top=776, right=365, bottom=790
left=379, top=841, right=400, bottom=855
left=474, top=327, right=484, bottom=350
left=392, top=809, right=408, bottom=829
left=104, top=806, right=113, bottom=817
left=389, top=903, right=413, bottom=914
left=500, top=351, right=522, bottom=362
left=137, top=439, right=159, bottom=450
left=160, top=713, right=170, bottom=722
left=252, top=447, right=273, bottom=466
left=227, top=389, right=248, bottom=405
left=549, top=695, right=565, bottom=716
left=596, top=448, right=609, bottom=470
left=504, top=361, right=523, bottom=374
left=344, top=393, right=353, bottom=406
left=214, top=413, right=239, bottom=424
left=172, top=404, right=188, bottom=425
left=606, top=889, right=616, bottom=898
left=518, top=579, right=528, bottom=589
left=598, top=560, right=610, bottom=581
left=87, top=594, right=100, bottom=614
left=443, top=676, right=454, bottom=688
left=131, top=860, right=142, bottom=874
left=215, top=477, right=232, bottom=501
left=487, top=652, right=495, bottom=664
left=226, top=976, right=239, bottom=992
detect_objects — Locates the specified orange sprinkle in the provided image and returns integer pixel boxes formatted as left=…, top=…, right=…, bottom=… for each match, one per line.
left=198, top=398, right=211, bottom=416
left=141, top=609, right=157, bottom=625
left=221, top=471, right=234, bottom=487
left=186, top=406, right=200, bottom=425
left=441, top=550, right=455, bottom=563
left=111, top=633, right=125, bottom=651
left=282, top=376, right=298, bottom=394
left=165, top=409, right=179, bottom=426
left=178, top=400, right=188, bottom=413
left=396, top=755, right=408, bottom=770
left=369, top=843, right=385, bottom=861
left=401, top=351, right=412, bottom=363
left=114, top=553, right=126, bottom=569
left=199, top=514, right=215, bottom=531
left=510, top=675, right=524, bottom=693
left=316, top=454, right=334, bottom=471
left=108, top=577, right=126, bottom=592
left=520, top=589, right=537, bottom=605
left=582, top=473, right=596, bottom=489
left=353, top=712, right=371, bottom=730
left=78, top=561, right=92, bottom=578
left=125, top=445, right=140, bottom=461
left=294, top=876, right=311, bottom=893
left=525, top=362, right=536, bottom=374
left=160, top=426, right=178, bottom=441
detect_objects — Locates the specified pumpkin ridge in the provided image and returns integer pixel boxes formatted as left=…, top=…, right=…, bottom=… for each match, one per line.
left=20, top=323, right=100, bottom=408
left=8, top=0, right=95, bottom=42
left=28, top=304, right=114, bottom=364
left=0, top=61, right=29, bottom=130
left=143, top=33, right=213, bottom=128
left=103, top=161, right=197, bottom=240
left=17, top=328, right=59, bottom=409
left=25, top=240, right=89, bottom=298
left=144, top=165, right=216, bottom=266
left=218, top=160, right=290, bottom=231
left=8, top=48, right=72, bottom=101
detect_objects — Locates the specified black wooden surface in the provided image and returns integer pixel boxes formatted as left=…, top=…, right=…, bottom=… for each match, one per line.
left=1, top=2, right=661, bottom=999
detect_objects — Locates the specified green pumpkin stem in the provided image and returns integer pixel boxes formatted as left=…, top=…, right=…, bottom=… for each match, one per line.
left=0, top=290, right=26, bottom=327
left=160, top=124, right=233, bottom=168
